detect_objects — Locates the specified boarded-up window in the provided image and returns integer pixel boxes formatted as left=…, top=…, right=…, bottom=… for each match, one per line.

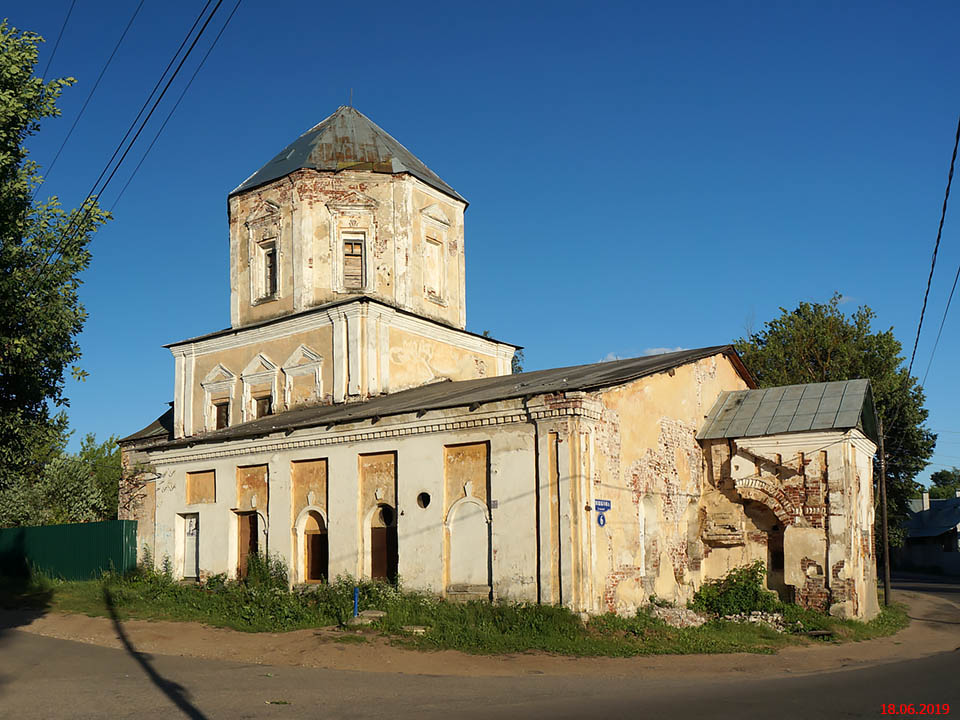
left=343, top=236, right=364, bottom=290
left=186, top=470, right=216, bottom=504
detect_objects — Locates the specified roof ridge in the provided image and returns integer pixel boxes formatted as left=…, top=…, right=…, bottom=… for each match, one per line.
left=230, top=106, right=466, bottom=202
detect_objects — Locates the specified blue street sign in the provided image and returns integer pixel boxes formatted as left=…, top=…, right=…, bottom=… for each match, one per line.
left=595, top=499, right=611, bottom=512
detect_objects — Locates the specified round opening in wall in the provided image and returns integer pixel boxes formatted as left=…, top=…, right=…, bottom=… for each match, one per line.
left=417, top=492, right=431, bottom=509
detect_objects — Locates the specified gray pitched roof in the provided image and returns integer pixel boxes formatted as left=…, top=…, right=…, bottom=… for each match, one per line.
left=907, top=497, right=960, bottom=539
left=697, top=379, right=878, bottom=443
left=119, top=406, right=173, bottom=444
left=126, top=345, right=748, bottom=450
left=231, top=106, right=465, bottom=203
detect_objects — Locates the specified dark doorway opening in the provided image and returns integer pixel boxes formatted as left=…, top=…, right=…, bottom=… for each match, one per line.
left=744, top=500, right=790, bottom=602
left=237, top=511, right=259, bottom=579
left=370, top=504, right=398, bottom=583
left=304, top=511, right=328, bottom=583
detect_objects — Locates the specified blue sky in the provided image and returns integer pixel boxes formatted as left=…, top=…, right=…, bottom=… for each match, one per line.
left=8, top=1, right=959, bottom=484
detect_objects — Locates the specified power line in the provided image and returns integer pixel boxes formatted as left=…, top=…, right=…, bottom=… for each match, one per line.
left=907, top=114, right=960, bottom=377
left=38, top=0, right=145, bottom=193
left=879, top=115, right=960, bottom=478
left=37, top=0, right=215, bottom=266
left=111, top=0, right=242, bottom=211
left=921, top=124, right=960, bottom=386
left=24, top=0, right=224, bottom=295
left=39, top=0, right=76, bottom=79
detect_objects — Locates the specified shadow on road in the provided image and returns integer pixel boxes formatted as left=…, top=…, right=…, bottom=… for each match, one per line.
left=102, top=586, right=208, bottom=719
left=0, top=536, right=55, bottom=698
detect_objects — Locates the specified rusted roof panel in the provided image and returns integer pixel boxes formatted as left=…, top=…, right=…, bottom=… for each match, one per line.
left=698, top=378, right=878, bottom=443
left=231, top=106, right=465, bottom=203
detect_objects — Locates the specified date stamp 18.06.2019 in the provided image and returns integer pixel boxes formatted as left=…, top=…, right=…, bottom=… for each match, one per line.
left=882, top=705, right=950, bottom=715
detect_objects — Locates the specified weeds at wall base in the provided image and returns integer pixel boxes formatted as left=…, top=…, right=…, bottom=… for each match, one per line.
left=0, top=557, right=909, bottom=657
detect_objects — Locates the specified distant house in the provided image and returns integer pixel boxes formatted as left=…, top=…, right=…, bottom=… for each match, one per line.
left=899, top=492, right=960, bottom=575
left=119, top=106, right=880, bottom=619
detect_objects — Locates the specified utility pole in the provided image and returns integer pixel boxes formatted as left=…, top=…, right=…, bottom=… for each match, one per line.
left=878, top=417, right=892, bottom=606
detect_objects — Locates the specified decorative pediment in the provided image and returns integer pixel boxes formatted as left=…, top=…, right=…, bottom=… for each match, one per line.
left=245, top=199, right=280, bottom=225
left=420, top=203, right=451, bottom=227
left=283, top=344, right=323, bottom=370
left=201, top=364, right=235, bottom=386
left=242, top=353, right=278, bottom=378
left=325, top=190, right=378, bottom=213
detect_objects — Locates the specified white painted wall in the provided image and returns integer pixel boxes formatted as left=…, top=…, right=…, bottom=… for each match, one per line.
left=150, top=407, right=541, bottom=604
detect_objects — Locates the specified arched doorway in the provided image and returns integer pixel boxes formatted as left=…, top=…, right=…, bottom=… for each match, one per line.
left=744, top=500, right=788, bottom=601
left=303, top=511, right=328, bottom=583
left=369, top=503, right=398, bottom=582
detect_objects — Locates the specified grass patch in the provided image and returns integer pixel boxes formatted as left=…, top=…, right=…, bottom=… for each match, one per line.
left=334, top=634, right=369, bottom=643
left=0, top=557, right=909, bottom=657
left=781, top=601, right=909, bottom=640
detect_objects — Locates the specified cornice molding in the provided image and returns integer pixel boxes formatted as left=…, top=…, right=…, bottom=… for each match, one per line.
left=148, top=400, right=598, bottom=466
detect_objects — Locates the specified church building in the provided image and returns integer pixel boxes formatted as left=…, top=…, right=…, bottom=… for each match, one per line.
left=120, top=107, right=879, bottom=619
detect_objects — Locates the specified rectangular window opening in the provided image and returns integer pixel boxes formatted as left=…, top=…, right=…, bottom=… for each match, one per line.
left=214, top=401, right=229, bottom=430
left=255, top=395, right=273, bottom=419
left=264, top=245, right=277, bottom=297
left=343, top=236, right=364, bottom=290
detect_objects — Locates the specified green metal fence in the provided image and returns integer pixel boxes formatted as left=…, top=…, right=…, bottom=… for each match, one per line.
left=0, top=519, right=137, bottom=580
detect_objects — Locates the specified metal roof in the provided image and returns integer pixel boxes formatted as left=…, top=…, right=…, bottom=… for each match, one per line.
left=697, top=378, right=878, bottom=443
left=119, top=406, right=173, bottom=444
left=907, top=497, right=960, bottom=539
left=231, top=106, right=465, bottom=203
left=127, top=345, right=746, bottom=450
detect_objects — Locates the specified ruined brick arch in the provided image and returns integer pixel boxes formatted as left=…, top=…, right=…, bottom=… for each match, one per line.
left=733, top=476, right=799, bottom=526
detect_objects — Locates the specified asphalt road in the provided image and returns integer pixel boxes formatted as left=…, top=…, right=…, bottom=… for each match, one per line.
left=0, top=580, right=957, bottom=720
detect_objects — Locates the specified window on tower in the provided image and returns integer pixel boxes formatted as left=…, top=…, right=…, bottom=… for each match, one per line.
left=254, top=238, right=278, bottom=302
left=343, top=233, right=365, bottom=290
left=264, top=244, right=277, bottom=297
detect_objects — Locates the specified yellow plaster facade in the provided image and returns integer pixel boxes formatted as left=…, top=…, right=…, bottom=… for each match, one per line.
left=121, top=107, right=880, bottom=621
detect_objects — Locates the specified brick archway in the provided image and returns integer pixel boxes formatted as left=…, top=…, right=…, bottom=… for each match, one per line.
left=733, top=476, right=799, bottom=526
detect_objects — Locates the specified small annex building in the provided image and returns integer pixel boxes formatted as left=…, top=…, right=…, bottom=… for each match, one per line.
left=120, top=106, right=879, bottom=619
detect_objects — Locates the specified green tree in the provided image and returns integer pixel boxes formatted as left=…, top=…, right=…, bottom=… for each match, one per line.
left=77, top=433, right=121, bottom=519
left=0, top=22, right=109, bottom=489
left=511, top=347, right=525, bottom=374
left=735, top=294, right=936, bottom=546
left=0, top=455, right=105, bottom=527
left=481, top=330, right=525, bottom=373
left=928, top=467, right=960, bottom=500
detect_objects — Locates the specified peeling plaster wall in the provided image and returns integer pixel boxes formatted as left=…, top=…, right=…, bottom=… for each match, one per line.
left=229, top=171, right=467, bottom=330
left=590, top=353, right=750, bottom=615
left=701, top=430, right=878, bottom=620
left=387, top=326, right=499, bottom=391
